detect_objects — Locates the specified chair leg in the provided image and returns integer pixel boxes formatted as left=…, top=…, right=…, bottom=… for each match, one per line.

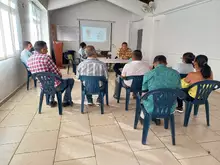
left=34, top=78, right=37, bottom=88
left=134, top=96, right=141, bottom=129
left=194, top=104, right=199, bottom=116
left=106, top=85, right=109, bottom=106
left=142, top=114, right=150, bottom=145
left=27, top=76, right=30, bottom=90
left=81, top=91, right=85, bottom=114
left=170, top=114, right=176, bottom=145
left=164, top=118, right=169, bottom=129
left=184, top=102, right=193, bottom=127
left=100, top=93, right=104, bottom=114
left=117, top=81, right=122, bottom=103
left=38, top=91, right=44, bottom=114
left=56, top=93, right=63, bottom=115
left=125, top=89, right=130, bottom=111
left=205, top=100, right=210, bottom=126
left=67, top=64, right=70, bottom=74
left=46, top=94, right=50, bottom=105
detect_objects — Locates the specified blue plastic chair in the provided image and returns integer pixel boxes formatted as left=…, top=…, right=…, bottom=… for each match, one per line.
left=32, top=72, right=64, bottom=115
left=21, top=62, right=37, bottom=90
left=134, top=88, right=185, bottom=145
left=117, top=75, right=143, bottom=111
left=183, top=80, right=220, bottom=127
left=79, top=76, right=109, bottom=114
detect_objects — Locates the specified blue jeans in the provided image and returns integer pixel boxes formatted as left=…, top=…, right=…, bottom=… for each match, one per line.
left=50, top=78, right=74, bottom=103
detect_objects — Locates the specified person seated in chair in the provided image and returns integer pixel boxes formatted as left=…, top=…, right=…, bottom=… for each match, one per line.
left=179, top=55, right=213, bottom=112
left=140, top=55, right=181, bottom=125
left=78, top=42, right=87, bottom=62
left=113, top=50, right=149, bottom=99
left=173, top=52, right=195, bottom=112
left=27, top=41, right=74, bottom=107
left=113, top=42, right=132, bottom=77
left=77, top=45, right=108, bottom=105
left=20, top=41, right=33, bottom=66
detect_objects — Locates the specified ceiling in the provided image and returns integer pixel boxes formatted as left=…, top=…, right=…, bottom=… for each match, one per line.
left=47, top=0, right=147, bottom=16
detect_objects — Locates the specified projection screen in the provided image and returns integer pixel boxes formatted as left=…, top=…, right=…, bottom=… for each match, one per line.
left=79, top=20, right=112, bottom=51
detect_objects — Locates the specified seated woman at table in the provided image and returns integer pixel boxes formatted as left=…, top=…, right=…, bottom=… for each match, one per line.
left=177, top=55, right=213, bottom=112
left=173, top=52, right=195, bottom=112
left=113, top=42, right=132, bottom=76
left=113, top=50, right=149, bottom=99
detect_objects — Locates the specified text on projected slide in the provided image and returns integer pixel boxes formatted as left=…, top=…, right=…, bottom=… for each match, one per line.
left=82, top=26, right=107, bottom=42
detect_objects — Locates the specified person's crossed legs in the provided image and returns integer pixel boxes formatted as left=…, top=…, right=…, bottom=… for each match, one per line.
left=56, top=78, right=74, bottom=107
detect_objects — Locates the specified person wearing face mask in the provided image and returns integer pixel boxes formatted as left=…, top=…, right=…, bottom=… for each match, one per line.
left=20, top=41, right=33, bottom=66
left=140, top=55, right=181, bottom=125
left=177, top=55, right=213, bottom=112
left=27, top=41, right=74, bottom=107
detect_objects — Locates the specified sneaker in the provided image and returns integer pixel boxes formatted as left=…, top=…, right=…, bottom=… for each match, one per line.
left=176, top=107, right=184, bottom=113
left=50, top=101, right=57, bottom=108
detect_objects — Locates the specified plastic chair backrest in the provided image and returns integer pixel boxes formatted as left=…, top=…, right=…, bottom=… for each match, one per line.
left=124, top=75, right=143, bottom=93
left=32, top=72, right=63, bottom=95
left=188, top=80, right=220, bottom=104
left=180, top=74, right=187, bottom=79
left=141, top=88, right=185, bottom=117
left=79, top=76, right=107, bottom=94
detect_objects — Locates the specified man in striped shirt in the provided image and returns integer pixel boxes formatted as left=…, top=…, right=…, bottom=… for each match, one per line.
left=27, top=41, right=74, bottom=107
left=77, top=45, right=108, bottom=104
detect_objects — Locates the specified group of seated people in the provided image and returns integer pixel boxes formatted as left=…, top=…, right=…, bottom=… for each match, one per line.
left=20, top=40, right=213, bottom=126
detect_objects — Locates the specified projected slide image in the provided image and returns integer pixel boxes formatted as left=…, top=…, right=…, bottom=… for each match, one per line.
left=82, top=26, right=107, bottom=42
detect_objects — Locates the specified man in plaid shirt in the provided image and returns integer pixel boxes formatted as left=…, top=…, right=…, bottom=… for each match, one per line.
left=27, top=41, right=74, bottom=107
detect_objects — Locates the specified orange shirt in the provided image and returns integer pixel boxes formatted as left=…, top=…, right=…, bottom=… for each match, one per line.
left=117, top=48, right=132, bottom=59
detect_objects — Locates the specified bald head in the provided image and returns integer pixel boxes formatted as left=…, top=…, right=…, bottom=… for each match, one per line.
left=85, top=45, right=97, bottom=57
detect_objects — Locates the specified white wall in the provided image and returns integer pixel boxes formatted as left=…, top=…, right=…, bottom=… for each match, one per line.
left=50, top=1, right=138, bottom=57
left=149, top=0, right=220, bottom=81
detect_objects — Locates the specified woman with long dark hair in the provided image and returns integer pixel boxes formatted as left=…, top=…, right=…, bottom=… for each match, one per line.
left=177, top=55, right=213, bottom=112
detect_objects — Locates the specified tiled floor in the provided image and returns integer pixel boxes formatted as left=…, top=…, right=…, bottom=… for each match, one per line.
left=0, top=70, right=220, bottom=165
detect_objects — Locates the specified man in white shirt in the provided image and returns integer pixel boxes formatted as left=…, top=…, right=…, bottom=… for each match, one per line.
left=113, top=50, right=149, bottom=99
left=20, top=41, right=33, bottom=66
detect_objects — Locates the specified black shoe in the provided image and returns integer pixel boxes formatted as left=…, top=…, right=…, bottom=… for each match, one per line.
left=50, top=101, right=57, bottom=108
left=152, top=118, right=161, bottom=126
left=140, top=117, right=144, bottom=125
left=176, top=107, right=184, bottom=113
left=62, top=101, right=74, bottom=107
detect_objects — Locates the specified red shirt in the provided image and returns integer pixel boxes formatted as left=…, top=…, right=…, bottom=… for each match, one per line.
left=27, top=52, right=62, bottom=87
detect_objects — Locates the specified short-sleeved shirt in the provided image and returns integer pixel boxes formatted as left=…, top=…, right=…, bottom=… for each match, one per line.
left=142, top=64, right=181, bottom=113
left=20, top=49, right=32, bottom=66
left=27, top=52, right=62, bottom=87
left=173, top=63, right=194, bottom=74
left=121, top=60, right=149, bottom=86
left=117, top=48, right=132, bottom=59
left=77, top=58, right=108, bottom=79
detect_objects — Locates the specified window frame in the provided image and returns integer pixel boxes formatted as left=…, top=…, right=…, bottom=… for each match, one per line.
left=0, top=0, right=21, bottom=61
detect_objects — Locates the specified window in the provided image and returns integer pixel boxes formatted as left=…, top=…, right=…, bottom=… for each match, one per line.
left=0, top=0, right=21, bottom=60
left=30, top=2, right=41, bottom=44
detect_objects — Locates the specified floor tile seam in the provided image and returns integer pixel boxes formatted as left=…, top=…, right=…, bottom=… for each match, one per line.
left=88, top=113, right=98, bottom=165
left=112, top=112, right=141, bottom=165
left=54, top=156, right=96, bottom=163
left=7, top=109, right=38, bottom=165
left=52, top=114, right=62, bottom=165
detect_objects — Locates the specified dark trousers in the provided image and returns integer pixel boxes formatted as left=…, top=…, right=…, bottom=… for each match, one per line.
left=113, top=63, right=125, bottom=76
left=177, top=89, right=194, bottom=108
left=56, top=78, right=74, bottom=103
